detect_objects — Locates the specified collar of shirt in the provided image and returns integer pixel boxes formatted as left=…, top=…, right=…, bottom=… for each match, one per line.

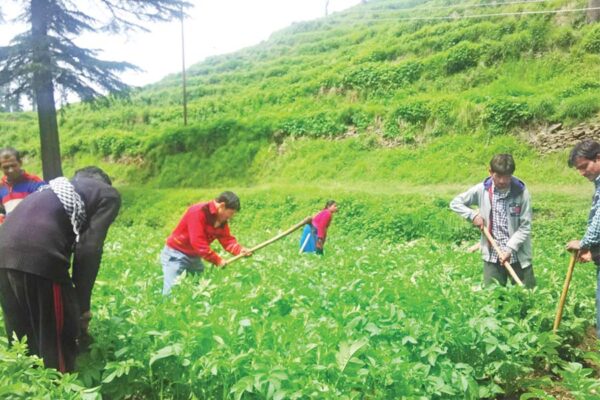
left=208, top=200, right=218, bottom=215
left=594, top=175, right=600, bottom=189
left=204, top=200, right=226, bottom=228
left=492, top=183, right=510, bottom=199
left=1, top=171, right=32, bottom=187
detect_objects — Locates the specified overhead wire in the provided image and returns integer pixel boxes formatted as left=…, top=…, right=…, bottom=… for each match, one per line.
left=336, top=0, right=557, bottom=18
left=327, top=4, right=598, bottom=23
left=354, top=0, right=554, bottom=13
left=414, top=0, right=552, bottom=10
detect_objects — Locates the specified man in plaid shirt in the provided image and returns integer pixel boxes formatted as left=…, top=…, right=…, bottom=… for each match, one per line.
left=450, top=154, right=535, bottom=288
left=566, top=140, right=600, bottom=337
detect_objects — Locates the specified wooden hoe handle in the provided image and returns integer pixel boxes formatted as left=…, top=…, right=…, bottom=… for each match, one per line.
left=481, top=227, right=524, bottom=287
left=223, top=216, right=312, bottom=266
left=553, top=252, right=577, bottom=333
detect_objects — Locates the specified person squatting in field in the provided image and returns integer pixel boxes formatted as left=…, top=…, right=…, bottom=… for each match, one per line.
left=161, top=191, right=252, bottom=295
left=0, top=166, right=121, bottom=372
left=299, top=200, right=338, bottom=255
left=566, top=139, right=600, bottom=339
left=0, top=147, right=45, bottom=224
left=450, top=154, right=535, bottom=288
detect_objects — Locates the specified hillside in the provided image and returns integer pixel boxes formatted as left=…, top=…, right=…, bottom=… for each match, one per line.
left=1, top=0, right=600, bottom=185
left=3, top=2, right=600, bottom=397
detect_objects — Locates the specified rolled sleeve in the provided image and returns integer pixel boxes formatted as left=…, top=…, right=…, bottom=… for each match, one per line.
left=581, top=211, right=600, bottom=249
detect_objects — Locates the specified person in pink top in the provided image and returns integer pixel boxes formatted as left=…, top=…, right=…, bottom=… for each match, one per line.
left=299, top=200, right=338, bottom=255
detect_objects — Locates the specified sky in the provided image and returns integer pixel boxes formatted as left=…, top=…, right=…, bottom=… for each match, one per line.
left=0, top=0, right=363, bottom=88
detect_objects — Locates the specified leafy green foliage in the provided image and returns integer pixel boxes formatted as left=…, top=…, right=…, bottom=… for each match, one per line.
left=484, top=98, right=531, bottom=135
left=1, top=2, right=599, bottom=397
left=3, top=186, right=598, bottom=398
left=557, top=93, right=600, bottom=121
left=445, top=42, right=481, bottom=75
left=279, top=112, right=347, bottom=138
left=2, top=0, right=600, bottom=186
left=392, top=101, right=431, bottom=125
left=582, top=24, right=600, bottom=54
left=0, top=337, right=100, bottom=399
left=341, top=61, right=423, bottom=92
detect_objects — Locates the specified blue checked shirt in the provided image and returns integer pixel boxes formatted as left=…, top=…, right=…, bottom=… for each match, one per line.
left=486, top=185, right=518, bottom=263
left=580, top=176, right=600, bottom=249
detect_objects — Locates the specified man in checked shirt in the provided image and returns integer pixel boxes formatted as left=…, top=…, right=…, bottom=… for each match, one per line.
left=566, top=139, right=600, bottom=338
left=450, top=154, right=535, bottom=288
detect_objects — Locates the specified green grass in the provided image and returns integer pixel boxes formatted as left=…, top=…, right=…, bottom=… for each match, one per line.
left=2, top=0, right=600, bottom=187
left=2, top=1, right=600, bottom=397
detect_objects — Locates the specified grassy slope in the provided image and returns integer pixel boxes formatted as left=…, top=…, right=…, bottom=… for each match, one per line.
left=1, top=0, right=600, bottom=187
left=1, top=1, right=600, bottom=397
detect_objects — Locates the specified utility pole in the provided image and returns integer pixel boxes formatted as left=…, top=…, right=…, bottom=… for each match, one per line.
left=325, top=0, right=330, bottom=17
left=180, top=6, right=188, bottom=126
left=588, top=0, right=600, bottom=23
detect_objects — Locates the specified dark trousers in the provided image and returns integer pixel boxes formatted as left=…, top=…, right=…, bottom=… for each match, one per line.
left=483, top=261, right=536, bottom=289
left=0, top=269, right=80, bottom=372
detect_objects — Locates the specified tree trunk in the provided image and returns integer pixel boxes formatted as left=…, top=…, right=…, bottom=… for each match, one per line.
left=31, top=0, right=63, bottom=179
left=589, top=0, right=600, bottom=23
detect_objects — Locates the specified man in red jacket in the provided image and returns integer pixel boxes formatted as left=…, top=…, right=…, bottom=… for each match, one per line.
left=161, top=191, right=251, bottom=294
left=0, top=147, right=45, bottom=223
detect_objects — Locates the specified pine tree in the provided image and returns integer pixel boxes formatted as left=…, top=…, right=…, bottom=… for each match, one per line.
left=0, top=0, right=191, bottom=179
left=0, top=84, right=23, bottom=112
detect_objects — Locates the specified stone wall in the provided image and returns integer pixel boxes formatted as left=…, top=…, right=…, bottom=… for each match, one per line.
left=530, top=121, right=600, bottom=154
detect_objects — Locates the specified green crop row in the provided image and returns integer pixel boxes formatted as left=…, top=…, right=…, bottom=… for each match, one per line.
left=1, top=186, right=598, bottom=398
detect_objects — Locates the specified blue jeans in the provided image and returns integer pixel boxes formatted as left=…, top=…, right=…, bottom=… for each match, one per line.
left=160, top=246, right=205, bottom=295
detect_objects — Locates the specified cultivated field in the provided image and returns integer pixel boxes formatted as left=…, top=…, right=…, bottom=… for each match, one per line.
left=1, top=185, right=598, bottom=399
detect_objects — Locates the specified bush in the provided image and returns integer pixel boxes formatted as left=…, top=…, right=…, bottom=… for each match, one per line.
left=146, top=119, right=242, bottom=157
left=551, top=27, right=577, bottom=50
left=339, top=107, right=374, bottom=130
left=381, top=101, right=431, bottom=142
left=528, top=96, right=556, bottom=122
left=430, top=99, right=458, bottom=127
left=482, top=40, right=506, bottom=65
left=153, top=136, right=267, bottom=188
left=527, top=18, right=550, bottom=52
left=559, top=80, right=600, bottom=99
left=582, top=25, right=600, bottom=54
left=484, top=98, right=531, bottom=134
left=364, top=47, right=399, bottom=62
left=279, top=113, right=346, bottom=138
left=556, top=94, right=600, bottom=121
left=502, top=31, right=532, bottom=57
left=391, top=101, right=431, bottom=125
left=90, top=132, right=142, bottom=158
left=445, top=42, right=480, bottom=74
left=341, top=61, right=423, bottom=92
